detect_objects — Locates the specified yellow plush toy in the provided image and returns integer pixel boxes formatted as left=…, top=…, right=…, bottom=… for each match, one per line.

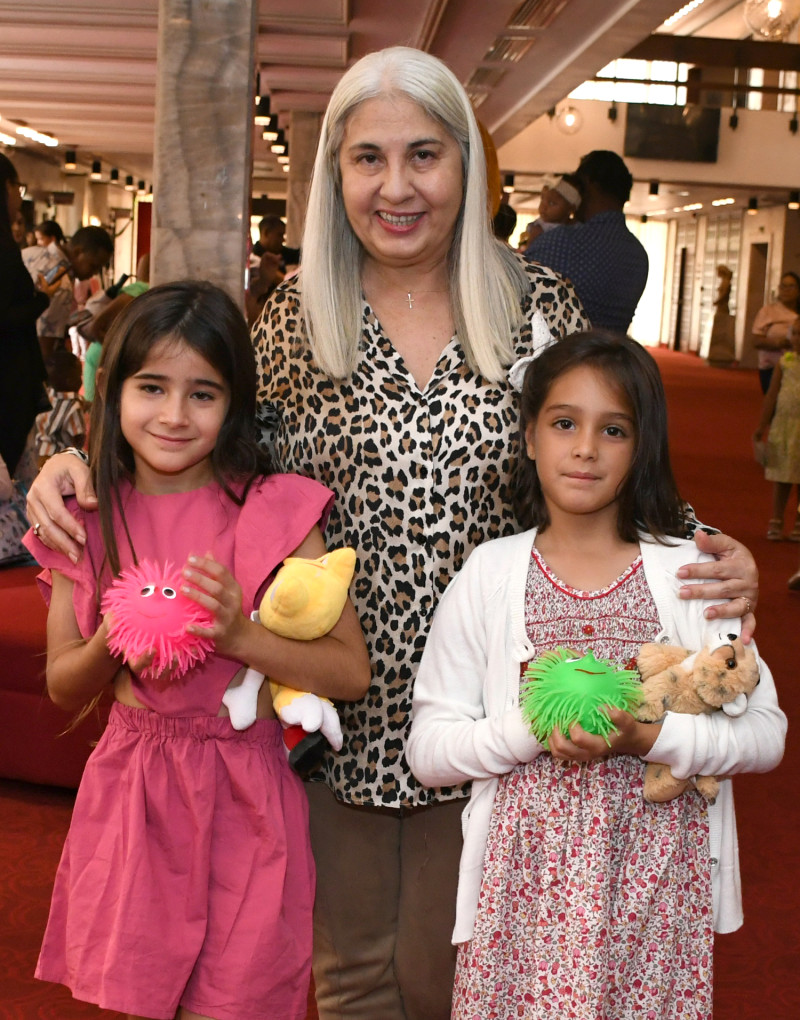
left=222, top=547, right=356, bottom=773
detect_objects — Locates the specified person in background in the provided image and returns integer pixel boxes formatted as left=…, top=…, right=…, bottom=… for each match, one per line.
left=34, top=219, right=66, bottom=249
left=34, top=347, right=86, bottom=468
left=22, top=225, right=114, bottom=360
left=754, top=316, right=800, bottom=541
left=706, top=264, right=736, bottom=367
left=492, top=202, right=518, bottom=245
left=11, top=210, right=28, bottom=248
left=0, top=152, right=48, bottom=475
left=751, top=271, right=800, bottom=394
left=27, top=46, right=759, bottom=1020
left=525, top=151, right=648, bottom=332
left=524, top=173, right=581, bottom=245
left=245, top=249, right=285, bottom=326
left=252, top=214, right=301, bottom=273
left=408, top=332, right=785, bottom=1020
left=80, top=254, right=151, bottom=403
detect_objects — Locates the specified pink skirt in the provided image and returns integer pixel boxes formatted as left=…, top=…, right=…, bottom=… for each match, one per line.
left=36, top=703, right=314, bottom=1020
left=452, top=754, right=714, bottom=1020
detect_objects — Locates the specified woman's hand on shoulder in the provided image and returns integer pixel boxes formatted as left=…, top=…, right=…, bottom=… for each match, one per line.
left=26, top=452, right=97, bottom=563
left=547, top=709, right=660, bottom=762
left=677, top=530, right=758, bottom=642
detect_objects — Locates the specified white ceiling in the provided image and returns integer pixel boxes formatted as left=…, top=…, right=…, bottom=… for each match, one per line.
left=0, top=0, right=794, bottom=216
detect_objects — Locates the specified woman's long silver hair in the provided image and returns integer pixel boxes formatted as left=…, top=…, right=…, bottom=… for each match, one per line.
left=300, top=46, right=529, bottom=381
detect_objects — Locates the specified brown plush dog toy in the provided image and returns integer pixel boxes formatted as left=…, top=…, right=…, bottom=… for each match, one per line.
left=635, top=632, right=760, bottom=803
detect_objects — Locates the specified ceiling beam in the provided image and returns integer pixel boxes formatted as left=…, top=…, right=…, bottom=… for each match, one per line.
left=624, top=34, right=800, bottom=71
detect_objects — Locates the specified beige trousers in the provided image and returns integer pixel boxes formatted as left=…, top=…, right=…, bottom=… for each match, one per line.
left=306, top=782, right=465, bottom=1020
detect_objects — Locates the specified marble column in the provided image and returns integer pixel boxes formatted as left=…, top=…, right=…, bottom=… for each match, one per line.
left=285, top=110, right=322, bottom=249
left=151, top=0, right=258, bottom=304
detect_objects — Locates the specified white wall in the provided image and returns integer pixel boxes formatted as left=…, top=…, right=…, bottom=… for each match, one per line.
left=628, top=218, right=668, bottom=345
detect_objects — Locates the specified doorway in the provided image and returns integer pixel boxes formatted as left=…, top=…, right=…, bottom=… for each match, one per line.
left=674, top=247, right=689, bottom=351
left=742, top=242, right=769, bottom=366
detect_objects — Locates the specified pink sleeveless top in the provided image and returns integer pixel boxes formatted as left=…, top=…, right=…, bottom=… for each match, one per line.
left=25, top=473, right=334, bottom=717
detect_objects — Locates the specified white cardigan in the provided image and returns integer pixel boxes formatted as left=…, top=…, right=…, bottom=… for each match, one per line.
left=407, top=529, right=786, bottom=944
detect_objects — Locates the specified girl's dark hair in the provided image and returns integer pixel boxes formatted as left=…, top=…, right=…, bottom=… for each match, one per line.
left=36, top=219, right=65, bottom=245
left=89, top=279, right=274, bottom=573
left=0, top=152, right=19, bottom=239
left=513, top=330, right=686, bottom=542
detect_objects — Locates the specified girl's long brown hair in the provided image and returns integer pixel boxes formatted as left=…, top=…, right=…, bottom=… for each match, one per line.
left=89, top=280, right=274, bottom=576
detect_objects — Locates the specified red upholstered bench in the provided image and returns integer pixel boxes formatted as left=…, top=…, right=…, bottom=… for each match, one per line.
left=0, top=564, right=109, bottom=788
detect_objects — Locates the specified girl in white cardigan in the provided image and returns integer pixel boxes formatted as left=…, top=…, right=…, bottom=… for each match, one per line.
left=407, top=331, right=785, bottom=1020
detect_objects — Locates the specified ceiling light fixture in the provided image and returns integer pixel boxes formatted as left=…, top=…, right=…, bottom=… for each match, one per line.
left=747, top=196, right=759, bottom=214
left=270, top=129, right=287, bottom=155
left=137, top=180, right=147, bottom=196
left=790, top=113, right=799, bottom=134
left=15, top=125, right=58, bottom=146
left=788, top=190, right=800, bottom=209
left=663, top=0, right=706, bottom=29
left=90, top=160, right=102, bottom=180
left=110, top=168, right=119, bottom=183
left=64, top=149, right=77, bottom=170
left=261, top=114, right=280, bottom=142
left=254, top=95, right=271, bottom=126
left=608, top=102, right=618, bottom=123
left=0, top=130, right=16, bottom=146
left=743, top=0, right=800, bottom=40
left=125, top=175, right=135, bottom=192
left=729, top=108, right=739, bottom=130
left=503, top=173, right=515, bottom=194
left=555, top=106, right=582, bottom=135
left=711, top=197, right=736, bottom=206
left=649, top=181, right=659, bottom=198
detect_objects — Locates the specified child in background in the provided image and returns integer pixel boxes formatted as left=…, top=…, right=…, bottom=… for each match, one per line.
left=524, top=173, right=581, bottom=245
left=82, top=255, right=151, bottom=402
left=755, top=315, right=800, bottom=541
left=408, top=331, right=785, bottom=1020
left=24, top=280, right=370, bottom=1020
left=34, top=347, right=86, bottom=467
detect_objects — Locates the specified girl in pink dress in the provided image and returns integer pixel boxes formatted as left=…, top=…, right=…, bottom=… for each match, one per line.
left=24, top=281, right=370, bottom=1020
left=408, top=331, right=785, bottom=1020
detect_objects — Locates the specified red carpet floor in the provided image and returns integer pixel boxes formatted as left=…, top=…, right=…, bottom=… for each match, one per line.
left=0, top=349, right=795, bottom=1019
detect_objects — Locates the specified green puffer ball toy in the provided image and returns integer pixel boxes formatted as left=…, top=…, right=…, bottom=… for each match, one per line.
left=521, top=647, right=642, bottom=745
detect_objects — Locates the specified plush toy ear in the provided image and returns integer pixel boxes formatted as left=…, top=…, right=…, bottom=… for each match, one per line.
left=321, top=547, right=356, bottom=586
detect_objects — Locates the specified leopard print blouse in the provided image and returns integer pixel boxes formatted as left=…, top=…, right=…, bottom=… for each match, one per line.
left=252, top=257, right=589, bottom=808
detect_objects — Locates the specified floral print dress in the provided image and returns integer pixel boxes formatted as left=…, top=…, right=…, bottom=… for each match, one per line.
left=451, top=546, right=714, bottom=1020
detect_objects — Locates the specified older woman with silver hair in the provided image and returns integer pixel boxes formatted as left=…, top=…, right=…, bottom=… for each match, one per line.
left=28, top=46, right=758, bottom=1020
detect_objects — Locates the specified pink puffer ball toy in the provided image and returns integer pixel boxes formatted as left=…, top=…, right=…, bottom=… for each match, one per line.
left=102, top=560, right=215, bottom=680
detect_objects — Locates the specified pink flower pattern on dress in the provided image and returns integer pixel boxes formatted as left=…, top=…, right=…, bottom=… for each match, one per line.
left=451, top=547, right=714, bottom=1019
